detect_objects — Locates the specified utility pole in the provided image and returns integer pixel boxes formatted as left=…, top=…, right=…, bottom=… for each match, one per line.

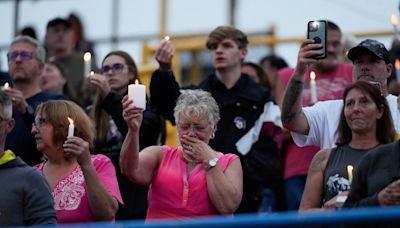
left=229, top=0, right=236, bottom=26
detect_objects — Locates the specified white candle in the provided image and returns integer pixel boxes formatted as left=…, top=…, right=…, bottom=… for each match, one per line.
left=67, top=117, right=75, bottom=138
left=310, top=71, right=318, bottom=104
left=83, top=52, right=92, bottom=78
left=392, top=14, right=399, bottom=41
left=347, top=165, right=354, bottom=184
left=395, top=59, right=400, bottom=83
left=128, top=80, right=146, bottom=110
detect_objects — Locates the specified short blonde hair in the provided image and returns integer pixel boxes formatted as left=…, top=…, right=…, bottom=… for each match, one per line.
left=174, top=90, right=220, bottom=128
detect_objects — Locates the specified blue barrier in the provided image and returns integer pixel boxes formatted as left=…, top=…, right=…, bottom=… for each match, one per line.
left=60, top=207, right=400, bottom=228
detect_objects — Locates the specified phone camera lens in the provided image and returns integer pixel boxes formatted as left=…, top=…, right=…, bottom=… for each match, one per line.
left=313, top=37, right=321, bottom=44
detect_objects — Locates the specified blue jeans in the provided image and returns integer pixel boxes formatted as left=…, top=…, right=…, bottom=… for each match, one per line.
left=258, top=187, right=276, bottom=213
left=285, top=175, right=307, bottom=211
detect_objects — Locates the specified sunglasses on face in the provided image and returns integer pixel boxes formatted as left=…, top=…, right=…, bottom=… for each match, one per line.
left=7, top=51, right=34, bottom=62
left=100, top=63, right=128, bottom=74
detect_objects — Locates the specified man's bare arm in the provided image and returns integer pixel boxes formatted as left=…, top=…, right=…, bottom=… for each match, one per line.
left=281, top=39, right=322, bottom=135
left=281, top=77, right=310, bottom=135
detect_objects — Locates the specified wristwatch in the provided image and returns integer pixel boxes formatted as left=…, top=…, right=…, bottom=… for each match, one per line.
left=207, top=157, right=219, bottom=170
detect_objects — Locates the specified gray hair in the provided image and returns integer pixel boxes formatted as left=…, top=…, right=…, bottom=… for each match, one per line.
left=9, top=35, right=46, bottom=64
left=174, top=90, right=220, bottom=128
left=0, top=91, right=13, bottom=119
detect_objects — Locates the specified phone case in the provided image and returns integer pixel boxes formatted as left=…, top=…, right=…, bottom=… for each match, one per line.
left=307, top=20, right=327, bottom=59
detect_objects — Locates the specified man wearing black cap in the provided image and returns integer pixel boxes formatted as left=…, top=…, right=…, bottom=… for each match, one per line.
left=281, top=38, right=399, bottom=149
left=44, top=17, right=94, bottom=106
left=45, top=17, right=72, bottom=59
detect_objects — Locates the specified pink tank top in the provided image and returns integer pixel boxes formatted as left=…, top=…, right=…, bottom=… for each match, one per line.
left=146, top=146, right=238, bottom=221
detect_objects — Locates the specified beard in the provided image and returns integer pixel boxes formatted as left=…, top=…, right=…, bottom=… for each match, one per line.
left=316, top=55, right=341, bottom=72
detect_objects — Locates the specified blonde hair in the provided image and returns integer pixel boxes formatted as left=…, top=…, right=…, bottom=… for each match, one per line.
left=174, top=90, right=220, bottom=127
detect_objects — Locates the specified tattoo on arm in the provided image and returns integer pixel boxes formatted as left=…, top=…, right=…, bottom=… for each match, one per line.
left=282, top=79, right=304, bottom=123
left=308, top=149, right=330, bottom=175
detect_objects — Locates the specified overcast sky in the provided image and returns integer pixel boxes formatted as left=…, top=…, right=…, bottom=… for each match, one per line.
left=0, top=0, right=398, bottom=70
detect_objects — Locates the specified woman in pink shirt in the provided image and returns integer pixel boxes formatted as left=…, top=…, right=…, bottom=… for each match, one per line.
left=120, top=90, right=243, bottom=221
left=32, top=100, right=123, bottom=223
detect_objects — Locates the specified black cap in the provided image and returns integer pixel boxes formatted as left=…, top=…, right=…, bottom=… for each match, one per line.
left=347, top=39, right=391, bottom=64
left=46, top=17, right=70, bottom=30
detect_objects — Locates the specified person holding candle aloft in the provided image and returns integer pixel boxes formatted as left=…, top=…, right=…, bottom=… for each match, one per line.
left=88, top=50, right=164, bottom=220
left=120, top=90, right=243, bottom=220
left=299, top=81, right=395, bottom=211
left=31, top=100, right=123, bottom=223
left=150, top=26, right=282, bottom=213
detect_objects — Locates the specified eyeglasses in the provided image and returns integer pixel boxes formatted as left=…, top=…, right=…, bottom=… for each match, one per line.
left=100, top=63, right=128, bottom=74
left=7, top=51, right=33, bottom=62
left=32, top=118, right=47, bottom=129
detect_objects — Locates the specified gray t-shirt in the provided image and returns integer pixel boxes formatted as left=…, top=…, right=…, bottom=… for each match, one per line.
left=323, top=144, right=375, bottom=204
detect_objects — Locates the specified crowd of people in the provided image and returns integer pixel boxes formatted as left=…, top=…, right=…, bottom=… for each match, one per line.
left=1, top=13, right=400, bottom=226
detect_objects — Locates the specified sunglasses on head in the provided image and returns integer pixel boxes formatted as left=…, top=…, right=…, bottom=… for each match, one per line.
left=368, top=81, right=384, bottom=96
left=100, top=63, right=128, bottom=74
left=7, top=51, right=33, bottom=62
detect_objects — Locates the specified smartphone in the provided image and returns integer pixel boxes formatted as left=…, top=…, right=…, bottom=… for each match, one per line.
left=307, top=20, right=327, bottom=59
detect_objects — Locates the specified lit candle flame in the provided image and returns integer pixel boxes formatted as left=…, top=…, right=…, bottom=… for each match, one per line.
left=67, top=117, right=75, bottom=138
left=90, top=71, right=94, bottom=76
left=396, top=59, right=400, bottom=70
left=135, top=79, right=139, bottom=85
left=83, top=52, right=91, bottom=62
left=310, top=71, right=316, bottom=80
left=164, top=36, right=170, bottom=41
left=4, top=83, right=9, bottom=89
left=347, top=165, right=354, bottom=183
left=392, top=14, right=398, bottom=26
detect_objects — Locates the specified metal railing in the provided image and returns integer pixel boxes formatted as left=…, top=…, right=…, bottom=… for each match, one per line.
left=58, top=206, right=400, bottom=227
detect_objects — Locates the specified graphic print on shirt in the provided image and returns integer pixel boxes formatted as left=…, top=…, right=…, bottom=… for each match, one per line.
left=52, top=167, right=85, bottom=210
left=233, top=116, right=246, bottom=130
left=326, top=173, right=350, bottom=197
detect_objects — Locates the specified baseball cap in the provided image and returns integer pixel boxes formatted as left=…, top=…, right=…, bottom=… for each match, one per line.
left=46, top=17, right=71, bottom=30
left=347, top=39, right=391, bottom=64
